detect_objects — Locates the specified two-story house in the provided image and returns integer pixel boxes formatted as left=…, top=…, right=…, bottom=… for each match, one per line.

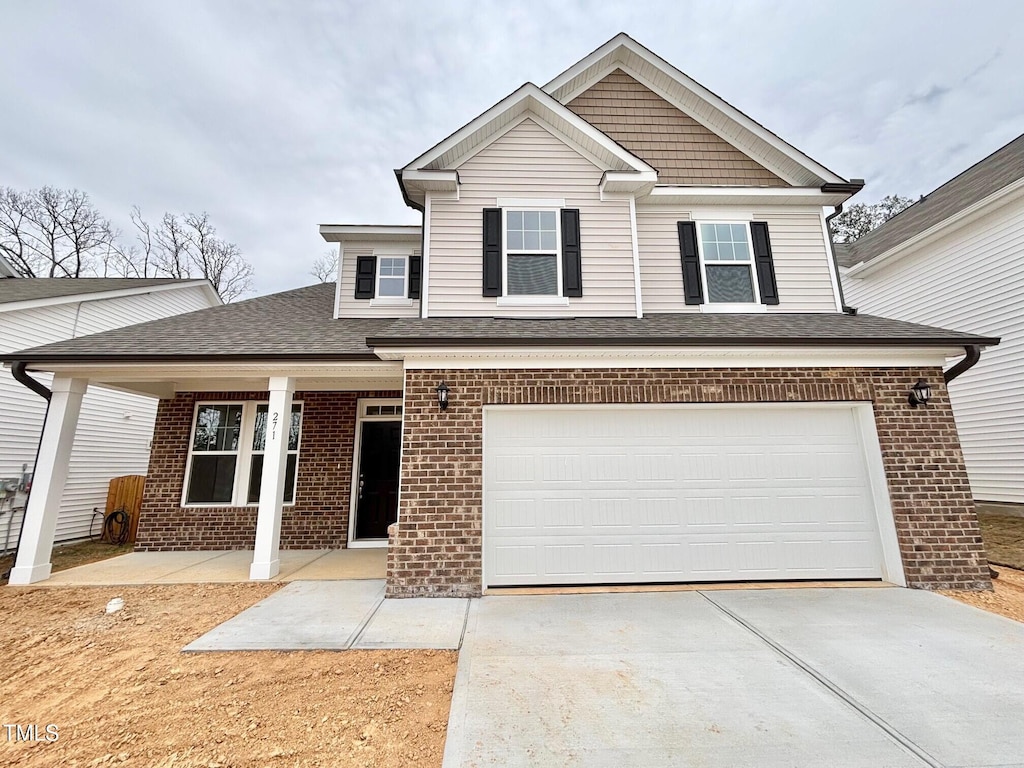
left=3, top=35, right=996, bottom=593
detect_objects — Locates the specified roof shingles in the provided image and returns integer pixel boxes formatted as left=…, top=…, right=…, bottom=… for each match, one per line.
left=838, top=133, right=1024, bottom=268
left=0, top=277, right=198, bottom=305
left=1, top=282, right=998, bottom=364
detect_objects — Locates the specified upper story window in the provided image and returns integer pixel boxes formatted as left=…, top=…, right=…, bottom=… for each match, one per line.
left=376, top=256, right=408, bottom=298
left=699, top=223, right=756, bottom=304
left=505, top=210, right=560, bottom=296
left=482, top=206, right=581, bottom=302
left=354, top=251, right=421, bottom=301
left=677, top=220, right=779, bottom=311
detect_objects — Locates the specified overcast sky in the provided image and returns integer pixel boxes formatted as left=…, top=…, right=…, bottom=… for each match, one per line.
left=3, top=1, right=1022, bottom=296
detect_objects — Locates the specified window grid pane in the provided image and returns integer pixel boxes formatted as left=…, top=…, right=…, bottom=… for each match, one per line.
left=192, top=405, right=242, bottom=452
left=700, top=222, right=751, bottom=263
left=507, top=210, right=557, bottom=254
left=253, top=403, right=302, bottom=452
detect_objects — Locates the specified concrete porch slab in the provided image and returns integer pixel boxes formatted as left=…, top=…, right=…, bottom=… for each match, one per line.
left=184, top=580, right=385, bottom=651
left=352, top=597, right=470, bottom=650
left=37, top=548, right=387, bottom=585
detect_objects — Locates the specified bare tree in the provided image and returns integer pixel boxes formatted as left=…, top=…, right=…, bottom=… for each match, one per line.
left=0, top=186, right=255, bottom=301
left=310, top=249, right=338, bottom=282
left=831, top=194, right=914, bottom=243
left=0, top=187, right=118, bottom=277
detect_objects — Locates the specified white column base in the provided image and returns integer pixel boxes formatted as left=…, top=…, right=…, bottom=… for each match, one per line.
left=8, top=562, right=53, bottom=586
left=249, top=558, right=281, bottom=580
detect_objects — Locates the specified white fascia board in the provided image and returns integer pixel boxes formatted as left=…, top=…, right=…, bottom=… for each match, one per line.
left=377, top=345, right=957, bottom=369
left=403, top=83, right=654, bottom=175
left=543, top=34, right=847, bottom=186
left=0, top=279, right=218, bottom=313
left=19, top=359, right=403, bottom=382
left=642, top=186, right=847, bottom=207
left=843, top=177, right=1024, bottom=278
left=319, top=224, right=423, bottom=243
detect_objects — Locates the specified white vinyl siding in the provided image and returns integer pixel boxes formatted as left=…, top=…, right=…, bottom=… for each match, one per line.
left=428, top=118, right=636, bottom=316
left=0, top=284, right=219, bottom=544
left=843, top=198, right=1024, bottom=504
left=336, top=244, right=422, bottom=318
left=636, top=205, right=837, bottom=313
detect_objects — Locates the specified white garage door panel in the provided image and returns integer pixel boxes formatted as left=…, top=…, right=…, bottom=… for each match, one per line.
left=484, top=406, right=886, bottom=587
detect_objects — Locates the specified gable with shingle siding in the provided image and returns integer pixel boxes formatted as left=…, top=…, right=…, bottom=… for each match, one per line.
left=566, top=69, right=788, bottom=187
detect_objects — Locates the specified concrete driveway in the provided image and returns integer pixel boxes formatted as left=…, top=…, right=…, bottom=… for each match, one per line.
left=443, top=588, right=1024, bottom=768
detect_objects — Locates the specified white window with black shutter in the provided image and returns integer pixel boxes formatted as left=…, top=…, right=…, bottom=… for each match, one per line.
left=353, top=249, right=422, bottom=305
left=483, top=201, right=582, bottom=305
left=677, top=220, right=779, bottom=311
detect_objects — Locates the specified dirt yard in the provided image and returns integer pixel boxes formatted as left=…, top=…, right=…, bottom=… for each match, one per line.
left=977, top=510, right=1024, bottom=570
left=0, top=584, right=456, bottom=767
left=941, top=565, right=1024, bottom=623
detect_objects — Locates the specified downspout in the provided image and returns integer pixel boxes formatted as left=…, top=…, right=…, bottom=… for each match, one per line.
left=944, top=344, right=981, bottom=384
left=822, top=179, right=865, bottom=315
left=4, top=362, right=52, bottom=578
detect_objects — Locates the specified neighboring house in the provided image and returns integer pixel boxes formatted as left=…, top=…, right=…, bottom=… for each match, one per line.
left=839, top=134, right=1024, bottom=507
left=3, top=35, right=997, bottom=593
left=0, top=278, right=221, bottom=547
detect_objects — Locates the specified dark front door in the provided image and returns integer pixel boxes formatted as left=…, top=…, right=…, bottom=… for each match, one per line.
left=354, top=421, right=401, bottom=540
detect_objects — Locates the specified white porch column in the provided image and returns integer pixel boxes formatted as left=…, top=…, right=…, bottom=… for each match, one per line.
left=9, top=377, right=87, bottom=585
left=250, top=376, right=295, bottom=580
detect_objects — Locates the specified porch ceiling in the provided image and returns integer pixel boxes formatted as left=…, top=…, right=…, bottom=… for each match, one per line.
left=28, top=360, right=405, bottom=398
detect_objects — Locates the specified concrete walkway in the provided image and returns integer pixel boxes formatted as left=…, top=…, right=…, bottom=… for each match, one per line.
left=184, top=580, right=469, bottom=651
left=444, top=588, right=1024, bottom=768
left=40, top=548, right=386, bottom=584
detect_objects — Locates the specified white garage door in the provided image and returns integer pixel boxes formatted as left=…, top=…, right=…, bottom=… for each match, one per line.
left=483, top=404, right=889, bottom=587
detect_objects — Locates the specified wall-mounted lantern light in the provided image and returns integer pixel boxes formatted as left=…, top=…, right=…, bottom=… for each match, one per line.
left=436, top=381, right=450, bottom=411
left=908, top=379, right=932, bottom=408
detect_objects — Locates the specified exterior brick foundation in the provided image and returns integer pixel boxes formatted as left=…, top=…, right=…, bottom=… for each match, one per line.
left=136, top=389, right=400, bottom=551
left=387, top=367, right=990, bottom=597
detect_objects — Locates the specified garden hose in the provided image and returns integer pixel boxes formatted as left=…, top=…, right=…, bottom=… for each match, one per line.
left=103, top=508, right=131, bottom=546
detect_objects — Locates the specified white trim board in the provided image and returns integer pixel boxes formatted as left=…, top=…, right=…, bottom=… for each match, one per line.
left=0, top=280, right=219, bottom=313
left=379, top=346, right=956, bottom=369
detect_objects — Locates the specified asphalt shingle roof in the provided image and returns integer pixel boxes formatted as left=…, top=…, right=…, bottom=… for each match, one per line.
left=366, top=313, right=998, bottom=347
left=5, top=283, right=386, bottom=361
left=838, top=133, right=1024, bottom=268
left=0, top=277, right=197, bottom=304
left=1, top=282, right=998, bottom=364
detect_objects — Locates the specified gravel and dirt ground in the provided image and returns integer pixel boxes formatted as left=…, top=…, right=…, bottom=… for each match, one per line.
left=0, top=583, right=456, bottom=768
left=977, top=509, right=1024, bottom=570
left=941, top=565, right=1024, bottom=623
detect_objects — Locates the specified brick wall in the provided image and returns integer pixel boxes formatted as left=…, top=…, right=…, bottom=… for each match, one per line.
left=136, top=389, right=400, bottom=551
left=387, top=367, right=989, bottom=597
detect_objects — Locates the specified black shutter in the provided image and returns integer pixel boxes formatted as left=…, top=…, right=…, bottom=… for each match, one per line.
left=560, top=208, right=583, bottom=297
left=750, top=222, right=780, bottom=305
left=677, top=221, right=703, bottom=305
left=408, top=254, right=422, bottom=299
left=354, top=255, right=376, bottom=299
left=482, top=208, right=502, bottom=297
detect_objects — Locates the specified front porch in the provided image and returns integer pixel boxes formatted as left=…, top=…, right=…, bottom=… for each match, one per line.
left=36, top=547, right=387, bottom=585
left=7, top=359, right=405, bottom=586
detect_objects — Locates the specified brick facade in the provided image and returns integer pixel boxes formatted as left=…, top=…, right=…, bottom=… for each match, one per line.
left=387, top=367, right=990, bottom=597
left=136, top=389, right=400, bottom=551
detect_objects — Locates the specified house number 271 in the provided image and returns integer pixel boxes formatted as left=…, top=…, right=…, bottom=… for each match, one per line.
left=271, top=412, right=279, bottom=441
